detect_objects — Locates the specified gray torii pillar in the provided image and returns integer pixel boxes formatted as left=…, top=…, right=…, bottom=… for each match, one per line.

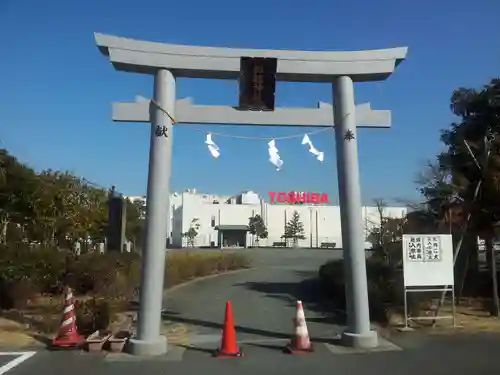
left=334, top=76, right=377, bottom=348
left=128, top=69, right=174, bottom=356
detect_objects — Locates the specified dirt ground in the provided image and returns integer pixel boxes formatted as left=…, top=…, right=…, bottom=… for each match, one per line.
left=0, top=313, right=188, bottom=348
left=2, top=296, right=500, bottom=348
left=0, top=295, right=134, bottom=348
left=0, top=317, right=42, bottom=347
left=388, top=298, right=500, bottom=333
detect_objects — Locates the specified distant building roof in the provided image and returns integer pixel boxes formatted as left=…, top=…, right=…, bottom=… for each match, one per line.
left=215, top=225, right=249, bottom=231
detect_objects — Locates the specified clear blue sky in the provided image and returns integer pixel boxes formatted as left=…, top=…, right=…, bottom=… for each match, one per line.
left=0, top=0, right=498, bottom=204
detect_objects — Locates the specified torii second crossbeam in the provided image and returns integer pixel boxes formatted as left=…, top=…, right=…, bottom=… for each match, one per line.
left=113, top=98, right=391, bottom=127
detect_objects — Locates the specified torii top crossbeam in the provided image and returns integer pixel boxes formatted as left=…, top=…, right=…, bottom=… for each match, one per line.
left=96, top=33, right=407, bottom=128
left=95, top=33, right=407, bottom=82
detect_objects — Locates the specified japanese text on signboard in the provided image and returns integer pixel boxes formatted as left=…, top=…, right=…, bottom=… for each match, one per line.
left=407, top=235, right=442, bottom=262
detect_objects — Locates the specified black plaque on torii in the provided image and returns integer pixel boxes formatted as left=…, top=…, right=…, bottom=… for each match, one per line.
left=238, top=57, right=277, bottom=111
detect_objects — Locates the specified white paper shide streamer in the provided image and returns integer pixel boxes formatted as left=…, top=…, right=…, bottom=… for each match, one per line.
left=268, top=139, right=284, bottom=170
left=202, top=131, right=325, bottom=170
left=301, top=134, right=324, bottom=162
left=205, top=133, right=220, bottom=158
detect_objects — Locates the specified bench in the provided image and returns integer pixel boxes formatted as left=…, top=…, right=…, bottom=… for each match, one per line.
left=320, top=242, right=336, bottom=249
left=272, top=242, right=287, bottom=247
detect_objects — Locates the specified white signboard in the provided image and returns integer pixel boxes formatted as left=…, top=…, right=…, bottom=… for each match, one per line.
left=402, top=234, right=454, bottom=287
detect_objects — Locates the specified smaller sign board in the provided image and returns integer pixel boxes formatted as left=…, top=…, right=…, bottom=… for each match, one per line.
left=402, top=234, right=454, bottom=287
left=477, top=237, right=500, bottom=272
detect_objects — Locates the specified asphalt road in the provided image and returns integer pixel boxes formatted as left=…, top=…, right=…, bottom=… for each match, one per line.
left=163, top=248, right=343, bottom=345
left=0, top=355, right=16, bottom=368
left=4, top=248, right=500, bottom=375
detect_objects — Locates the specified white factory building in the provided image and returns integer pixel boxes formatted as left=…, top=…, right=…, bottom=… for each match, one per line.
left=127, top=189, right=407, bottom=249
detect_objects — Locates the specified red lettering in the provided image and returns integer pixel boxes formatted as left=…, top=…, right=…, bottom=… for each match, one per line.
left=297, top=192, right=306, bottom=204
left=311, top=193, right=319, bottom=203
left=268, top=192, right=276, bottom=203
left=270, top=191, right=327, bottom=204
left=277, top=192, right=286, bottom=203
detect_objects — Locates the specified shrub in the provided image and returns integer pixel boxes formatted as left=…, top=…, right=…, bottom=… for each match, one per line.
left=0, top=244, right=142, bottom=309
left=0, top=279, right=39, bottom=309
left=0, top=245, right=250, bottom=335
left=318, top=257, right=404, bottom=323
left=65, top=252, right=141, bottom=298
left=0, top=245, right=60, bottom=308
left=75, top=297, right=117, bottom=335
left=0, top=245, right=250, bottom=310
left=165, top=251, right=250, bottom=288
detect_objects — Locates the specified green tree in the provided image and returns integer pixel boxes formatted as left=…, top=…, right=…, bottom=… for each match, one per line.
left=248, top=214, right=268, bottom=247
left=79, top=186, right=108, bottom=243
left=283, top=211, right=305, bottom=246
left=416, top=159, right=458, bottom=233
left=0, top=149, right=113, bottom=249
left=183, top=218, right=200, bottom=247
left=0, top=149, right=39, bottom=244
left=28, top=170, right=87, bottom=246
left=437, top=78, right=500, bottom=316
left=366, top=218, right=405, bottom=267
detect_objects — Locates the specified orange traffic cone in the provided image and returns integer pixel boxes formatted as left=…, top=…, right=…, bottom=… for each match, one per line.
left=213, top=301, right=243, bottom=358
left=52, top=287, right=85, bottom=349
left=285, top=300, right=314, bottom=354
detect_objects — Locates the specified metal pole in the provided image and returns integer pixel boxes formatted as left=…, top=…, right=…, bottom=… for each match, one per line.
left=333, top=76, right=378, bottom=348
left=128, top=69, right=175, bottom=356
left=451, top=286, right=456, bottom=327
left=404, top=289, right=409, bottom=329
left=120, top=198, right=127, bottom=252
left=309, top=209, right=313, bottom=248
left=316, top=210, right=319, bottom=248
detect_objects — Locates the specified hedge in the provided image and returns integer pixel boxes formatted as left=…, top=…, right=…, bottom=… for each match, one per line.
left=0, top=245, right=250, bottom=334
left=318, top=257, right=405, bottom=324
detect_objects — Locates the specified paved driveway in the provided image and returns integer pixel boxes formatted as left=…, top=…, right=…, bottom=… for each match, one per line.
left=162, top=248, right=343, bottom=345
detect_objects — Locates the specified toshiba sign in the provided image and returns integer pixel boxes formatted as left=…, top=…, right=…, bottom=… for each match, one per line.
left=269, top=192, right=329, bottom=204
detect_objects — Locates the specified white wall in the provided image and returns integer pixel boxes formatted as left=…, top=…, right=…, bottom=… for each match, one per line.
left=241, top=191, right=260, bottom=205
left=173, top=192, right=407, bottom=248
left=178, top=192, right=257, bottom=247
left=127, top=190, right=230, bottom=246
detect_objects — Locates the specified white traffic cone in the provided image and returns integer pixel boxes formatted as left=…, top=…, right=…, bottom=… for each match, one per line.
left=285, top=300, right=314, bottom=354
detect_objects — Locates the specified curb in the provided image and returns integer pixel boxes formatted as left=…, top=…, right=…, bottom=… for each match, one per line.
left=164, top=267, right=255, bottom=296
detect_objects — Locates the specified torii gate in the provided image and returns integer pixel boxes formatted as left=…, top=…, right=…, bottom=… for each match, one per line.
left=95, top=33, right=407, bottom=356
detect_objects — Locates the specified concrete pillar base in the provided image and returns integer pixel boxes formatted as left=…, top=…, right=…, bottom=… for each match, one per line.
left=341, top=329, right=378, bottom=349
left=127, top=335, right=168, bottom=356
